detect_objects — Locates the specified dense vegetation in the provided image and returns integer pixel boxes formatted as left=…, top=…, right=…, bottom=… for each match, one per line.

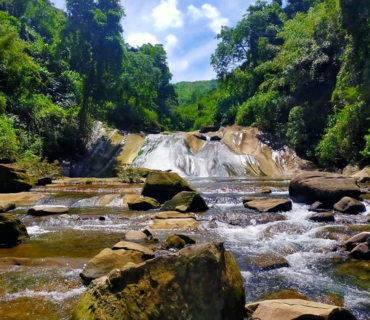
left=174, top=0, right=370, bottom=168
left=0, top=0, right=176, bottom=166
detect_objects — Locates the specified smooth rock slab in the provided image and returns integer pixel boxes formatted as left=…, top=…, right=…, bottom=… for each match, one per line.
left=28, top=206, right=69, bottom=216
left=151, top=211, right=195, bottom=220
left=150, top=218, right=201, bottom=231
left=112, top=241, right=155, bottom=259
left=245, top=299, right=357, bottom=320
left=244, top=198, right=292, bottom=212
left=73, top=242, right=246, bottom=320
left=333, top=197, right=366, bottom=215
left=80, top=248, right=145, bottom=284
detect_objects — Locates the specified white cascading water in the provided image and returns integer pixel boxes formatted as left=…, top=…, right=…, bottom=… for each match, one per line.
left=132, top=134, right=264, bottom=177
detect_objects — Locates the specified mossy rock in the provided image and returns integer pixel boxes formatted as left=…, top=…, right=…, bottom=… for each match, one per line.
left=162, top=235, right=186, bottom=249
left=0, top=164, right=33, bottom=193
left=127, top=197, right=160, bottom=211
left=141, top=171, right=197, bottom=203
left=73, top=242, right=246, bottom=320
left=0, top=213, right=29, bottom=247
left=161, top=191, right=209, bottom=212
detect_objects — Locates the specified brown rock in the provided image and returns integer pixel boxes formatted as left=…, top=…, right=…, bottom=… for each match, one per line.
left=261, top=188, right=272, bottom=194
left=124, top=231, right=148, bottom=242
left=150, top=218, right=200, bottom=231
left=0, top=202, right=16, bottom=213
left=260, top=289, right=308, bottom=301
left=28, top=206, right=69, bottom=216
left=127, top=197, right=160, bottom=211
left=350, top=243, right=370, bottom=260
left=80, top=248, right=145, bottom=284
left=112, top=241, right=155, bottom=259
left=333, top=197, right=366, bottom=215
left=245, top=299, right=357, bottom=320
left=162, top=235, right=186, bottom=249
left=308, top=212, right=335, bottom=222
left=242, top=196, right=265, bottom=204
left=174, top=234, right=196, bottom=245
left=0, top=192, right=45, bottom=207
left=251, top=252, right=290, bottom=271
left=244, top=198, right=292, bottom=212
left=345, top=232, right=370, bottom=250
left=309, top=201, right=326, bottom=212
left=289, top=172, right=361, bottom=206
left=151, top=211, right=195, bottom=220
left=73, top=242, right=246, bottom=320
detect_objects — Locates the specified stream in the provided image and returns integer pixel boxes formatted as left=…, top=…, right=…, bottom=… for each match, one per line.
left=1, top=177, right=370, bottom=319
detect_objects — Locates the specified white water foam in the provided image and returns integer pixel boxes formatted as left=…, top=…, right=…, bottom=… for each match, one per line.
left=27, top=226, right=51, bottom=235
left=3, top=287, right=86, bottom=302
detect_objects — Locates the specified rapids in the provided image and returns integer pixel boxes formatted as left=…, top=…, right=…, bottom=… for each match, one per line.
left=1, top=178, right=370, bottom=319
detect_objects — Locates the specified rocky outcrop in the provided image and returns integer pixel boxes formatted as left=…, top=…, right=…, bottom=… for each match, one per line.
left=73, top=242, right=246, bottom=320
left=289, top=172, right=361, bottom=206
left=308, top=212, right=335, bottom=222
left=161, top=191, right=209, bottom=212
left=27, top=206, right=69, bottom=216
left=0, top=164, right=33, bottom=193
left=127, top=197, right=160, bottom=211
left=80, top=248, right=146, bottom=284
left=0, top=202, right=16, bottom=213
left=333, top=197, right=366, bottom=215
left=244, top=198, right=292, bottom=213
left=245, top=299, right=356, bottom=320
left=141, top=171, right=197, bottom=203
left=0, top=213, right=29, bottom=247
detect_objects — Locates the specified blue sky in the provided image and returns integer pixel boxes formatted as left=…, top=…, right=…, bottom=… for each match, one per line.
left=52, top=0, right=255, bottom=83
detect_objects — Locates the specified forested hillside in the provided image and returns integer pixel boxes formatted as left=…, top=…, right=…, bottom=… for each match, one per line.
left=175, top=0, right=370, bottom=168
left=174, top=80, right=217, bottom=105
left=0, top=0, right=176, bottom=165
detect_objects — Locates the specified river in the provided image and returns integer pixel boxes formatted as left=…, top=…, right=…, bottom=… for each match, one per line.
left=0, top=177, right=369, bottom=319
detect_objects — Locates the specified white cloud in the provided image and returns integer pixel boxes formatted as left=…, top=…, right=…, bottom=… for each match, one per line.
left=186, top=3, right=229, bottom=34
left=152, top=0, right=183, bottom=30
left=164, top=34, right=178, bottom=53
left=126, top=32, right=159, bottom=47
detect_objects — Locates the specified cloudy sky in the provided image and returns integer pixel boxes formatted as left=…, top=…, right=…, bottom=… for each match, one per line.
left=52, top=0, right=255, bottom=83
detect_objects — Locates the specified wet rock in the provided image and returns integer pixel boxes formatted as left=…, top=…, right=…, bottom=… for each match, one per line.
left=210, top=135, right=222, bottom=141
left=80, top=248, right=145, bottom=284
left=200, top=125, right=220, bottom=133
left=98, top=216, right=106, bottom=221
left=245, top=299, right=357, bottom=320
left=161, top=191, right=209, bottom=212
left=141, top=171, right=197, bottom=203
left=345, top=232, right=370, bottom=251
left=209, top=220, right=218, bottom=229
left=333, top=197, right=366, bottom=215
left=0, top=164, right=33, bottom=193
left=0, top=202, right=16, bottom=213
left=0, top=192, right=45, bottom=207
left=349, top=243, right=370, bottom=260
left=260, top=188, right=272, bottom=194
left=124, top=230, right=149, bottom=242
left=308, top=212, right=335, bottom=222
left=193, top=133, right=207, bottom=141
left=0, top=213, right=29, bottom=247
left=73, top=242, right=246, bottom=320
left=244, top=198, right=292, bottom=212
left=150, top=218, right=201, bottom=231
left=112, top=241, right=155, bottom=259
left=289, top=172, right=361, bottom=206
left=309, top=201, right=327, bottom=212
left=27, top=206, right=69, bottom=216
left=260, top=289, right=308, bottom=301
left=175, top=205, right=188, bottom=213
left=36, top=177, right=52, bottom=186
left=151, top=211, right=196, bottom=220
left=175, top=234, right=196, bottom=245
left=127, top=196, right=160, bottom=211
left=162, top=235, right=186, bottom=249
left=320, top=293, right=345, bottom=307
left=242, top=196, right=265, bottom=204
left=183, top=133, right=206, bottom=153
left=251, top=252, right=290, bottom=271
left=59, top=214, right=70, bottom=219
left=358, top=176, right=370, bottom=183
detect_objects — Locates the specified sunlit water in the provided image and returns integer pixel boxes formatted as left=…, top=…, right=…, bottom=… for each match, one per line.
left=1, top=178, right=370, bottom=319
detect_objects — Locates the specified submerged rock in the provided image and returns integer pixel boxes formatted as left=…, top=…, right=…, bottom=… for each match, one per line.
left=289, top=172, right=361, bottom=206
left=244, top=198, right=292, bottom=212
left=141, top=171, right=197, bottom=203
left=0, top=213, right=29, bottom=247
left=0, top=164, right=33, bottom=193
left=245, top=299, right=357, bottom=320
left=80, top=248, right=145, bottom=284
left=0, top=202, right=16, bottom=213
left=333, top=197, right=366, bottom=215
left=260, top=289, right=308, bottom=301
left=161, top=191, right=209, bottom=212
left=73, top=242, right=246, bottom=320
left=28, top=206, right=69, bottom=216
left=127, top=197, right=160, bottom=211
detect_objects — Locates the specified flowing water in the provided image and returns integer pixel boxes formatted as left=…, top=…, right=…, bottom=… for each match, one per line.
left=1, top=178, right=370, bottom=319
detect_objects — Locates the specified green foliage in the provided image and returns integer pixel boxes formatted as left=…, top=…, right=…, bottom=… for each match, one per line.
left=174, top=80, right=218, bottom=105
left=115, top=163, right=141, bottom=183
left=16, top=153, right=61, bottom=181
left=0, top=114, right=19, bottom=161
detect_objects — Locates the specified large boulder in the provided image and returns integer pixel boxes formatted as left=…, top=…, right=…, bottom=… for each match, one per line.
left=245, top=299, right=357, bottom=320
left=73, top=242, right=246, bottom=320
left=0, top=213, right=29, bottom=247
left=141, top=171, right=196, bottom=203
left=289, top=172, right=361, bottom=206
left=27, top=206, right=69, bottom=216
left=333, top=197, right=366, bottom=215
left=244, top=198, right=292, bottom=213
left=161, top=191, right=209, bottom=212
left=0, top=164, right=33, bottom=193
left=127, top=197, right=160, bottom=211
left=80, top=248, right=146, bottom=284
